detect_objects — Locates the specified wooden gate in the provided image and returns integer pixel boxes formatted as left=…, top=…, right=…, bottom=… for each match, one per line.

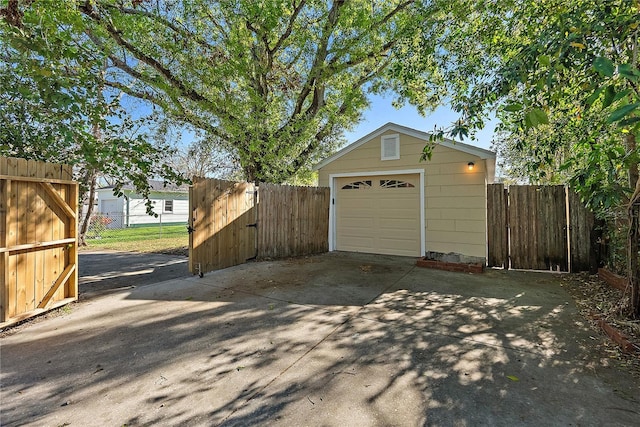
left=189, top=178, right=257, bottom=275
left=189, top=178, right=330, bottom=275
left=487, top=184, right=594, bottom=272
left=0, top=157, right=78, bottom=326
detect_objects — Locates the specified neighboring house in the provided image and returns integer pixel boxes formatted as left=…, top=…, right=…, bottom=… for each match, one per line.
left=96, top=180, right=189, bottom=228
left=314, top=122, right=496, bottom=264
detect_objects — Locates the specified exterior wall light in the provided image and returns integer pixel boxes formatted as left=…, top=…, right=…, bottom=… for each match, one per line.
left=467, top=162, right=475, bottom=171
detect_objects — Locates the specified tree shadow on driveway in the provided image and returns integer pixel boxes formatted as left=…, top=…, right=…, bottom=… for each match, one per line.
left=1, top=253, right=638, bottom=426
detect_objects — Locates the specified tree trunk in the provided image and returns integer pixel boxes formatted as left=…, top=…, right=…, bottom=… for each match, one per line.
left=626, top=26, right=640, bottom=319
left=627, top=133, right=640, bottom=318
left=78, top=116, right=103, bottom=246
left=78, top=169, right=97, bottom=246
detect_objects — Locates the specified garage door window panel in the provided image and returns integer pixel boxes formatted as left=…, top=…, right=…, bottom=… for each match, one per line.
left=341, top=180, right=372, bottom=189
left=380, top=179, right=414, bottom=188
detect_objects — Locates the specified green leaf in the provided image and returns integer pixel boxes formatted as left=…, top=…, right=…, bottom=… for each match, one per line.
left=607, top=103, right=640, bottom=123
left=602, top=85, right=616, bottom=108
left=618, top=117, right=640, bottom=127
left=524, top=114, right=533, bottom=129
left=420, top=144, right=434, bottom=162
left=538, top=55, right=550, bottom=67
left=618, top=64, right=640, bottom=82
left=504, top=103, right=523, bottom=112
left=506, top=375, right=520, bottom=382
left=585, top=86, right=604, bottom=107
left=525, top=108, right=549, bottom=128
left=613, top=88, right=632, bottom=103
left=593, top=57, right=614, bottom=77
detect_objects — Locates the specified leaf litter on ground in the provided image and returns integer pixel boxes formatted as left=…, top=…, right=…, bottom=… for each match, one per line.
left=560, top=273, right=640, bottom=379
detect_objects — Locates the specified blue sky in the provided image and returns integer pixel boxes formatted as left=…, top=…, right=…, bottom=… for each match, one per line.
left=344, top=94, right=499, bottom=152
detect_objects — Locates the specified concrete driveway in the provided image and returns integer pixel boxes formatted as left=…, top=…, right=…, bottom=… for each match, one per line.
left=1, top=252, right=638, bottom=426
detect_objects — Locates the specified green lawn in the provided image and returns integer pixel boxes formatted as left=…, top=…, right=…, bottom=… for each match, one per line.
left=83, top=224, right=189, bottom=255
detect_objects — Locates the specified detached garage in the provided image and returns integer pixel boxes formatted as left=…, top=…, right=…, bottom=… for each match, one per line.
left=314, top=122, right=496, bottom=264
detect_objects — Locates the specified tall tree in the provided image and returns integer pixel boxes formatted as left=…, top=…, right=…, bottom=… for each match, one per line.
left=0, top=0, right=186, bottom=244
left=31, top=0, right=439, bottom=183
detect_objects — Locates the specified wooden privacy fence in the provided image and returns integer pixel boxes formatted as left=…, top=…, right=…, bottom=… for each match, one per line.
left=0, top=157, right=78, bottom=326
left=487, top=184, right=594, bottom=272
left=189, top=178, right=330, bottom=275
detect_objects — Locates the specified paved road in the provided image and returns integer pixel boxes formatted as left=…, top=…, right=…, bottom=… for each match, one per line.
left=78, top=251, right=189, bottom=297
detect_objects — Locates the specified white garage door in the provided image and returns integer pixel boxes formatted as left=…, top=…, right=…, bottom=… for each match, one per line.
left=335, top=174, right=421, bottom=257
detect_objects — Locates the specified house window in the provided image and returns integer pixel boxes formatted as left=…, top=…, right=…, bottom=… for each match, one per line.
left=380, top=179, right=415, bottom=188
left=341, top=180, right=372, bottom=190
left=381, top=134, right=400, bottom=160
left=164, top=200, right=174, bottom=213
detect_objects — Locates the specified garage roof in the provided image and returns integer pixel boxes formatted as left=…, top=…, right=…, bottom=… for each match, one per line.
left=313, top=122, right=496, bottom=171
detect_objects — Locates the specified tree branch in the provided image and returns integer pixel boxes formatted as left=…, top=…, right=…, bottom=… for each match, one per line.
left=104, top=4, right=213, bottom=52
left=327, top=39, right=398, bottom=75
left=292, top=0, right=346, bottom=117
left=327, top=0, right=413, bottom=63
left=269, top=0, right=307, bottom=54
left=103, top=80, right=166, bottom=107
left=79, top=3, right=209, bottom=105
left=289, top=57, right=391, bottom=172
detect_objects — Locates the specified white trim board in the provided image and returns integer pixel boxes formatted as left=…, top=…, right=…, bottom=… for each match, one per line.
left=328, top=169, right=425, bottom=257
left=314, top=122, right=495, bottom=171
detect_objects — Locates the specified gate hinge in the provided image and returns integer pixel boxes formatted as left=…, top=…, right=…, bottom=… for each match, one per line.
left=246, top=223, right=257, bottom=228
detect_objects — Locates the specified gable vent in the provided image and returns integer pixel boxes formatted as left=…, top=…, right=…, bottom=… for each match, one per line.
left=381, top=134, right=400, bottom=160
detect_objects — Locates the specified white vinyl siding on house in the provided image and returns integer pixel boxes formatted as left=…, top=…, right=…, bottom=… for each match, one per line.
left=95, top=188, right=189, bottom=228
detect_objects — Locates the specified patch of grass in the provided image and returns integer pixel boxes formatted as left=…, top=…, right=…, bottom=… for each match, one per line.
left=83, top=224, right=188, bottom=255
left=89, top=224, right=186, bottom=241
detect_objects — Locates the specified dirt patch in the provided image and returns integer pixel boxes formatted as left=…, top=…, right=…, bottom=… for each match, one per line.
left=560, top=273, right=640, bottom=378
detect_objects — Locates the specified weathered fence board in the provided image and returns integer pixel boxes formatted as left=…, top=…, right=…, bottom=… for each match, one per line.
left=506, top=185, right=567, bottom=270
left=487, top=184, right=593, bottom=272
left=0, top=157, right=78, bottom=326
left=487, top=184, right=508, bottom=268
left=257, top=183, right=330, bottom=259
left=568, top=190, right=595, bottom=272
left=189, top=179, right=330, bottom=275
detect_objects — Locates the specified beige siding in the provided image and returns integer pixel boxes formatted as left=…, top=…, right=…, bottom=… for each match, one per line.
left=318, top=130, right=488, bottom=259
